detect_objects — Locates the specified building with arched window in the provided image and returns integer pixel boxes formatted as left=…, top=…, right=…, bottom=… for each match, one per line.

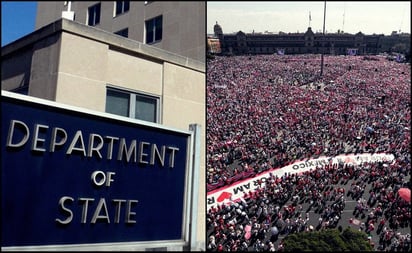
left=214, top=22, right=385, bottom=56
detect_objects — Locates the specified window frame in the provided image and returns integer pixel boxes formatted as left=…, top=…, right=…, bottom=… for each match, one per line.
left=87, top=3, right=101, bottom=26
left=105, top=86, right=160, bottom=123
left=145, top=15, right=163, bottom=44
left=114, top=28, right=129, bottom=38
left=114, top=1, right=130, bottom=17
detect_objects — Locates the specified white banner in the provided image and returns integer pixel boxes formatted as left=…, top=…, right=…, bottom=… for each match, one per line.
left=207, top=153, right=395, bottom=211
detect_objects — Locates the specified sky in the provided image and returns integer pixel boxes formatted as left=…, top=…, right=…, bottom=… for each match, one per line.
left=1, top=1, right=37, bottom=47
left=207, top=1, right=411, bottom=35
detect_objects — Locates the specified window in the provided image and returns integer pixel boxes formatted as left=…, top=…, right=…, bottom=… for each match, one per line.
left=114, top=28, right=129, bottom=38
left=106, top=87, right=159, bottom=123
left=88, top=3, right=101, bottom=26
left=106, top=89, right=130, bottom=117
left=114, top=1, right=130, bottom=16
left=145, top=15, right=162, bottom=44
left=11, top=86, right=29, bottom=95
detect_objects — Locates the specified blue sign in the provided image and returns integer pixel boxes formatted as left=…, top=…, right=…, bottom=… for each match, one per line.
left=1, top=93, right=190, bottom=247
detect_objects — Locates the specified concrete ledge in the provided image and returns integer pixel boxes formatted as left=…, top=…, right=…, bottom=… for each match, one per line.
left=1, top=19, right=205, bottom=73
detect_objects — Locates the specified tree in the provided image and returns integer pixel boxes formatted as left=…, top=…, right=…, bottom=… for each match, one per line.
left=281, top=228, right=374, bottom=251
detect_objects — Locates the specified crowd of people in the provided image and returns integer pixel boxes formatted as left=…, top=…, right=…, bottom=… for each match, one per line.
left=207, top=161, right=410, bottom=251
left=206, top=54, right=410, bottom=251
left=207, top=54, right=410, bottom=189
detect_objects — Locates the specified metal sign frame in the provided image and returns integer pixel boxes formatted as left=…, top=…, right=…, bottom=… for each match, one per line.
left=1, top=90, right=197, bottom=251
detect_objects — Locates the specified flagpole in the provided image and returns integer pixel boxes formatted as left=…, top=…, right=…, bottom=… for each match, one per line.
left=320, top=1, right=326, bottom=77
left=309, top=11, right=311, bottom=27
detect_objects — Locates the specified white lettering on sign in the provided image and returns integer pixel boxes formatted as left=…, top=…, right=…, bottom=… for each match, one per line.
left=55, top=196, right=138, bottom=224
left=6, top=119, right=179, bottom=168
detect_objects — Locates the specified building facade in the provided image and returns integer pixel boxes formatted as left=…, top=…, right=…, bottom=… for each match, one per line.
left=214, top=22, right=385, bottom=56
left=1, top=16, right=205, bottom=251
left=35, top=1, right=205, bottom=63
left=379, top=31, right=411, bottom=56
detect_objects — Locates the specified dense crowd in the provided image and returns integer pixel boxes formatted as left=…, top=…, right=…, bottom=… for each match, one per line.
left=207, top=54, right=410, bottom=189
left=207, top=161, right=410, bottom=251
left=206, top=54, right=411, bottom=251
